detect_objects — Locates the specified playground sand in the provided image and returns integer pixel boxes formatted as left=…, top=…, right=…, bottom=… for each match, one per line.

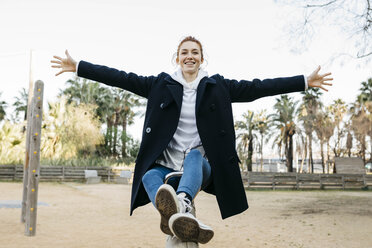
left=1, top=182, right=372, bottom=248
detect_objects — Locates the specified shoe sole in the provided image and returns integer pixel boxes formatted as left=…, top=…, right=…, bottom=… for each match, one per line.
left=170, top=214, right=214, bottom=244
left=160, top=216, right=172, bottom=236
left=155, top=185, right=179, bottom=236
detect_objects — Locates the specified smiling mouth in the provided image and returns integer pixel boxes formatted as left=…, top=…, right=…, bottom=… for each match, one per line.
left=184, top=61, right=195, bottom=65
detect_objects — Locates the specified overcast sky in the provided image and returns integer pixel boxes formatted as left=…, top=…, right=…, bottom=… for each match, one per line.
left=0, top=0, right=371, bottom=141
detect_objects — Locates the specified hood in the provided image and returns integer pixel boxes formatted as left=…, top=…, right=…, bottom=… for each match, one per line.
left=171, top=67, right=209, bottom=90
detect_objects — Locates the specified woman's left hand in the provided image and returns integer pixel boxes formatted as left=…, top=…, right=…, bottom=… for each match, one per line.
left=307, top=66, right=333, bottom=91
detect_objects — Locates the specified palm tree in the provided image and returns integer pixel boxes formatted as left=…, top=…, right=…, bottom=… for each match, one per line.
left=0, top=92, right=7, bottom=122
left=349, top=102, right=369, bottom=163
left=295, top=128, right=307, bottom=173
left=60, top=77, right=144, bottom=158
left=119, top=91, right=144, bottom=158
left=60, top=77, right=99, bottom=105
left=329, top=99, right=347, bottom=158
left=314, top=108, right=329, bottom=173
left=298, top=88, right=322, bottom=173
left=60, top=77, right=113, bottom=123
left=323, top=106, right=336, bottom=173
left=346, top=127, right=353, bottom=158
left=350, top=78, right=372, bottom=164
left=253, top=110, right=271, bottom=172
left=271, top=95, right=298, bottom=172
left=12, top=88, right=28, bottom=122
left=235, top=110, right=257, bottom=172
left=42, top=97, right=103, bottom=160
left=357, top=77, right=372, bottom=162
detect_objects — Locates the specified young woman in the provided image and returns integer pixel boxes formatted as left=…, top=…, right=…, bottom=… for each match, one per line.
left=51, top=36, right=332, bottom=244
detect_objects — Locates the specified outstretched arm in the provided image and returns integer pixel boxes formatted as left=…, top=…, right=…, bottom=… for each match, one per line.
left=306, top=66, right=333, bottom=92
left=225, top=66, right=333, bottom=102
left=51, top=50, right=77, bottom=76
left=50, top=50, right=155, bottom=98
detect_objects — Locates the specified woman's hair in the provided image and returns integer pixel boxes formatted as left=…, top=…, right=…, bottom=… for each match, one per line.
left=176, top=36, right=204, bottom=61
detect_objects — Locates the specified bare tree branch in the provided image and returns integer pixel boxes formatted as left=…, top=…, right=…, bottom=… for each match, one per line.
left=306, top=0, right=338, bottom=8
left=357, top=51, right=372, bottom=58
left=277, top=0, right=372, bottom=60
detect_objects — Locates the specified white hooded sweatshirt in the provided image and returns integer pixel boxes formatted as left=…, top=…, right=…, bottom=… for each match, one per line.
left=155, top=68, right=209, bottom=171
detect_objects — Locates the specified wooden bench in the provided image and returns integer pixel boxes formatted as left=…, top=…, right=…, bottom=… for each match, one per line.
left=115, top=170, right=132, bottom=184
left=84, top=170, right=101, bottom=184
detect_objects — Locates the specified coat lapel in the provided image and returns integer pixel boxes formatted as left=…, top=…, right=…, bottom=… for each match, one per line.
left=196, top=77, right=216, bottom=113
left=165, top=76, right=183, bottom=110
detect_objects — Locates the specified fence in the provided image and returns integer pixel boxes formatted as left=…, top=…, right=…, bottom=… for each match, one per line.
left=241, top=172, right=372, bottom=190
left=2, top=166, right=372, bottom=190
left=0, top=165, right=125, bottom=182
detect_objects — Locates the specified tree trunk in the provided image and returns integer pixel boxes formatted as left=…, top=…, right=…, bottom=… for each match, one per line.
left=105, top=118, right=113, bottom=155
left=332, top=136, right=337, bottom=173
left=334, top=125, right=342, bottom=157
left=260, top=135, right=263, bottom=172
left=320, top=140, right=325, bottom=174
left=247, top=136, right=253, bottom=172
left=300, top=139, right=307, bottom=173
left=327, top=140, right=330, bottom=173
left=309, top=134, right=314, bottom=173
left=121, top=115, right=128, bottom=158
left=346, top=132, right=352, bottom=157
left=113, top=111, right=120, bottom=157
left=286, top=135, right=293, bottom=172
left=370, top=136, right=372, bottom=162
left=362, top=135, right=366, bottom=164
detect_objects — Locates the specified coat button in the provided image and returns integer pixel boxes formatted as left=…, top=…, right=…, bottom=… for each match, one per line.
left=160, top=103, right=164, bottom=109
left=220, top=130, right=226, bottom=136
left=146, top=127, right=151, bottom=133
left=209, top=104, right=216, bottom=111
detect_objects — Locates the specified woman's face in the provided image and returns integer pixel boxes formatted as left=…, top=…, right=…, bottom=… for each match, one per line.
left=177, top=41, right=203, bottom=74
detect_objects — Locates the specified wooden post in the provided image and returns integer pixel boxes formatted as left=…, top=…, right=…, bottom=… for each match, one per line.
left=21, top=50, right=34, bottom=223
left=24, top=80, right=44, bottom=236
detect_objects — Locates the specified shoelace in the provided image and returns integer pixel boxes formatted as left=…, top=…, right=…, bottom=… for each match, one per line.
left=177, top=194, right=193, bottom=213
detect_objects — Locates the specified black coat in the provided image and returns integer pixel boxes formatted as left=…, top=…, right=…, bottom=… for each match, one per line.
left=78, top=61, right=305, bottom=219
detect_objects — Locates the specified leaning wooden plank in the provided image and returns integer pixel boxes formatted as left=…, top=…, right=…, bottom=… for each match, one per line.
left=25, top=81, right=44, bottom=236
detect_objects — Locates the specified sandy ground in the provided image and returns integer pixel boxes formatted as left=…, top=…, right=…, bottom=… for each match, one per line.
left=1, top=182, right=372, bottom=248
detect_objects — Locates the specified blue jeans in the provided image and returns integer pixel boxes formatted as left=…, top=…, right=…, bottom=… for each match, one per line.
left=142, top=149, right=212, bottom=206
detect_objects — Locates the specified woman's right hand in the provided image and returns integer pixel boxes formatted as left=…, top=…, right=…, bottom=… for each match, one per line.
left=51, top=50, right=77, bottom=76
